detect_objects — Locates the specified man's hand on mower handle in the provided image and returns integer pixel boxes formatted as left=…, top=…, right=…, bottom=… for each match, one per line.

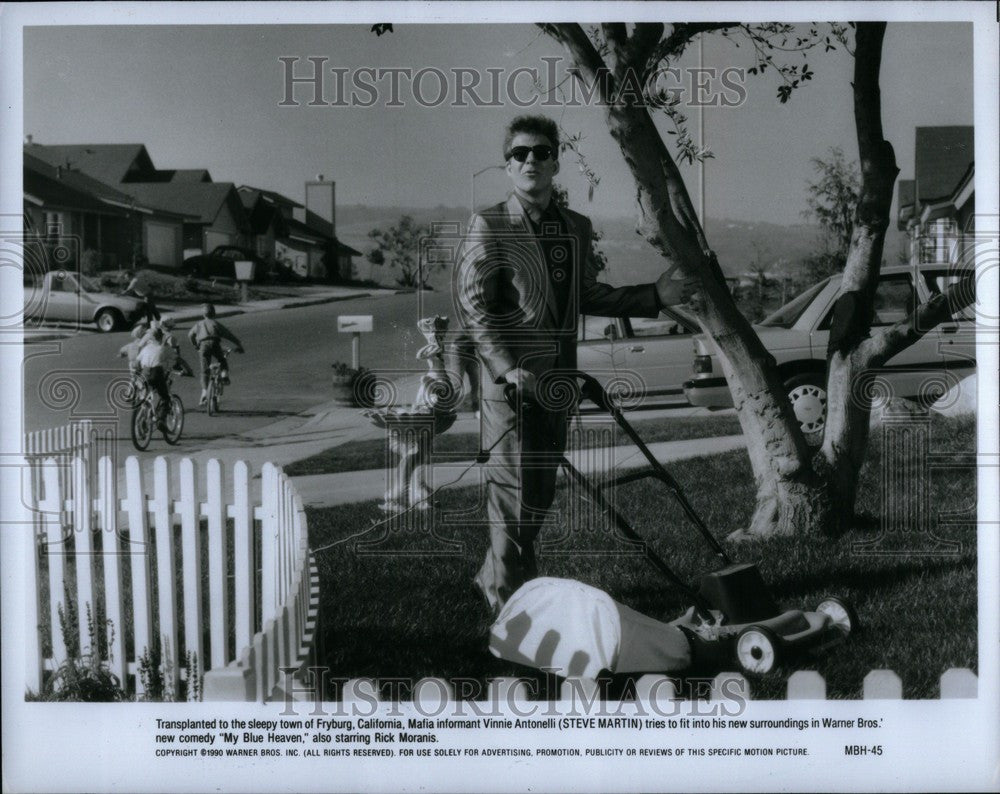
left=503, top=367, right=536, bottom=403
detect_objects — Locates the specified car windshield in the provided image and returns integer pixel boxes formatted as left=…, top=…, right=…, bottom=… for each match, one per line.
left=758, top=278, right=830, bottom=328
left=78, top=275, right=102, bottom=293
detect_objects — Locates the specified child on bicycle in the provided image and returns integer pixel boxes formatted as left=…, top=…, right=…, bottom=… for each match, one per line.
left=135, top=325, right=175, bottom=432
left=187, top=303, right=244, bottom=405
left=157, top=318, right=195, bottom=378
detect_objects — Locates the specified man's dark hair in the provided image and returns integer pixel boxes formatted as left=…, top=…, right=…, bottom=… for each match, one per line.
left=503, top=116, right=560, bottom=159
left=202, top=302, right=216, bottom=319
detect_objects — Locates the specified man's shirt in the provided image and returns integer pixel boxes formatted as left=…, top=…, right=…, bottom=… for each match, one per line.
left=516, top=194, right=573, bottom=324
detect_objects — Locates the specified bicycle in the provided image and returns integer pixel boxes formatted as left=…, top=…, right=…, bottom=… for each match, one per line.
left=124, top=369, right=149, bottom=408
left=205, top=348, right=235, bottom=416
left=130, top=371, right=184, bottom=450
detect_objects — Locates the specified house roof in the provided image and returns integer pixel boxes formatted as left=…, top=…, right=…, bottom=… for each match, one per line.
left=23, top=151, right=191, bottom=222
left=24, top=151, right=137, bottom=206
left=284, top=216, right=327, bottom=244
left=24, top=156, right=129, bottom=217
left=238, top=185, right=304, bottom=209
left=914, top=126, right=974, bottom=204
left=125, top=182, right=242, bottom=225
left=26, top=143, right=155, bottom=185
left=166, top=169, right=213, bottom=183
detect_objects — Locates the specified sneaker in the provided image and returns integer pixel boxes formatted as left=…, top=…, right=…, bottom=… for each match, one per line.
left=220, top=370, right=230, bottom=385
left=199, top=390, right=207, bottom=405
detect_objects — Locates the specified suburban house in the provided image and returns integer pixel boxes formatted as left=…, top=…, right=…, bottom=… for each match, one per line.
left=237, top=185, right=299, bottom=266
left=293, top=206, right=362, bottom=281
left=25, top=142, right=249, bottom=264
left=124, top=181, right=249, bottom=259
left=25, top=140, right=358, bottom=280
left=897, top=126, right=975, bottom=267
left=239, top=184, right=361, bottom=281
left=23, top=150, right=190, bottom=270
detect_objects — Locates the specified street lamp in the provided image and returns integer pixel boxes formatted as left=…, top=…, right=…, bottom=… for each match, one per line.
left=471, top=164, right=506, bottom=213
left=697, top=34, right=706, bottom=235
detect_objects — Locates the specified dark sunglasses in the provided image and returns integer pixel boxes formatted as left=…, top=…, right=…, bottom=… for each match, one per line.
left=506, top=145, right=556, bottom=163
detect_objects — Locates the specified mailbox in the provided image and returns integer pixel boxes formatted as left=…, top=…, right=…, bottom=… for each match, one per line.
left=337, top=315, right=373, bottom=333
left=234, top=260, right=256, bottom=282
left=338, top=315, right=374, bottom=369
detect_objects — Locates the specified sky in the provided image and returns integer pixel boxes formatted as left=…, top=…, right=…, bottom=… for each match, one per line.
left=22, top=21, right=973, bottom=225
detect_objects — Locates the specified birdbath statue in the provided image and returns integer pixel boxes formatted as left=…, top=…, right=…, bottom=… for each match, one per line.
left=364, top=315, right=457, bottom=514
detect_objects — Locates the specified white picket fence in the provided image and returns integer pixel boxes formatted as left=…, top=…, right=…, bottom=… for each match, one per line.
left=27, top=452, right=320, bottom=702
left=23, top=420, right=112, bottom=502
left=331, top=669, right=978, bottom=705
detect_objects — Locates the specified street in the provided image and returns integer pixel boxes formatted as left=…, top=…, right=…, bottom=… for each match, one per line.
left=22, top=289, right=457, bottom=448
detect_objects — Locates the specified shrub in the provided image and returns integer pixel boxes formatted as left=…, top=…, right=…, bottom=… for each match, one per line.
left=27, top=588, right=126, bottom=702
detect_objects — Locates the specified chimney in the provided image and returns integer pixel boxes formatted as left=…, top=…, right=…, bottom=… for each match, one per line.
left=25, top=134, right=33, bottom=145
left=305, top=177, right=336, bottom=238
left=304, top=176, right=338, bottom=276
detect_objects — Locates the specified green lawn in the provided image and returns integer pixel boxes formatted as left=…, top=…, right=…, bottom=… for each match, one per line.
left=306, top=414, right=977, bottom=700
left=285, top=412, right=744, bottom=476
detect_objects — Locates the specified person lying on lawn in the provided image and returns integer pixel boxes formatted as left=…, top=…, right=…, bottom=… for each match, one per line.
left=488, top=577, right=726, bottom=677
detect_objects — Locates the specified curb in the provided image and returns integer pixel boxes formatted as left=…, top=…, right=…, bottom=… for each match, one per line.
left=24, top=288, right=387, bottom=343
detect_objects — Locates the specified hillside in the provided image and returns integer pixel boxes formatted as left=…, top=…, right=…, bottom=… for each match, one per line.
left=337, top=204, right=907, bottom=289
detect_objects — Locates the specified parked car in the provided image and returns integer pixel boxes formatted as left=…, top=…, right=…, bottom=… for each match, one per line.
left=576, top=304, right=701, bottom=406
left=683, top=263, right=976, bottom=438
left=181, top=246, right=266, bottom=281
left=23, top=270, right=145, bottom=332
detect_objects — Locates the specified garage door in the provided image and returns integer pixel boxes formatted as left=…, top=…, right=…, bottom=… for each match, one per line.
left=204, top=230, right=236, bottom=253
left=145, top=221, right=180, bottom=268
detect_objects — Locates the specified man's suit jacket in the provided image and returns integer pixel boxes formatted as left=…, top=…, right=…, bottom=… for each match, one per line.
left=455, top=194, right=661, bottom=402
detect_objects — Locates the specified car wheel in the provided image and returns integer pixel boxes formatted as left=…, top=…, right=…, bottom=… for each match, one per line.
left=735, top=625, right=782, bottom=676
left=96, top=308, right=122, bottom=333
left=784, top=372, right=827, bottom=445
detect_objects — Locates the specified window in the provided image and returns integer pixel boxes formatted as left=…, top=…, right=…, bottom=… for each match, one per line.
left=48, top=272, right=77, bottom=293
left=872, top=275, right=915, bottom=326
left=759, top=278, right=830, bottom=329
left=923, top=271, right=976, bottom=322
left=630, top=316, right=692, bottom=338
left=42, top=211, right=67, bottom=239
left=577, top=315, right=620, bottom=342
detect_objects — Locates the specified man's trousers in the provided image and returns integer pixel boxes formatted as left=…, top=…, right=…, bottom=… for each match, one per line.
left=474, top=394, right=568, bottom=611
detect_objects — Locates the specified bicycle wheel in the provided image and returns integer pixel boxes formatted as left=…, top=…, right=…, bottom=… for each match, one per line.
left=126, top=376, right=148, bottom=408
left=163, top=394, right=184, bottom=445
left=207, top=379, right=219, bottom=415
left=130, top=402, right=154, bottom=451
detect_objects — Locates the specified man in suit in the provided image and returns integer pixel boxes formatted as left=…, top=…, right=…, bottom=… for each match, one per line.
left=455, top=115, right=696, bottom=612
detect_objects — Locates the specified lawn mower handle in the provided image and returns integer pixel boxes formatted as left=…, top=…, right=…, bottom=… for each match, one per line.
left=569, top=370, right=730, bottom=562
left=503, top=371, right=730, bottom=565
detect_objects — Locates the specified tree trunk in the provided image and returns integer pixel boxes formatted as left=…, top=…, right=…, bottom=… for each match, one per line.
left=541, top=21, right=911, bottom=538
left=819, top=23, right=898, bottom=527
left=600, top=100, right=831, bottom=537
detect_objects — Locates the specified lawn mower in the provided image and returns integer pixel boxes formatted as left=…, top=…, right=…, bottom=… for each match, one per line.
left=503, top=370, right=859, bottom=676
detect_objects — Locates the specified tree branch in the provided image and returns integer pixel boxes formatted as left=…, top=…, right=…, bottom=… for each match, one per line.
left=537, top=23, right=612, bottom=102
left=642, top=23, right=737, bottom=82
left=624, top=22, right=664, bottom=71
left=861, top=271, right=975, bottom=366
